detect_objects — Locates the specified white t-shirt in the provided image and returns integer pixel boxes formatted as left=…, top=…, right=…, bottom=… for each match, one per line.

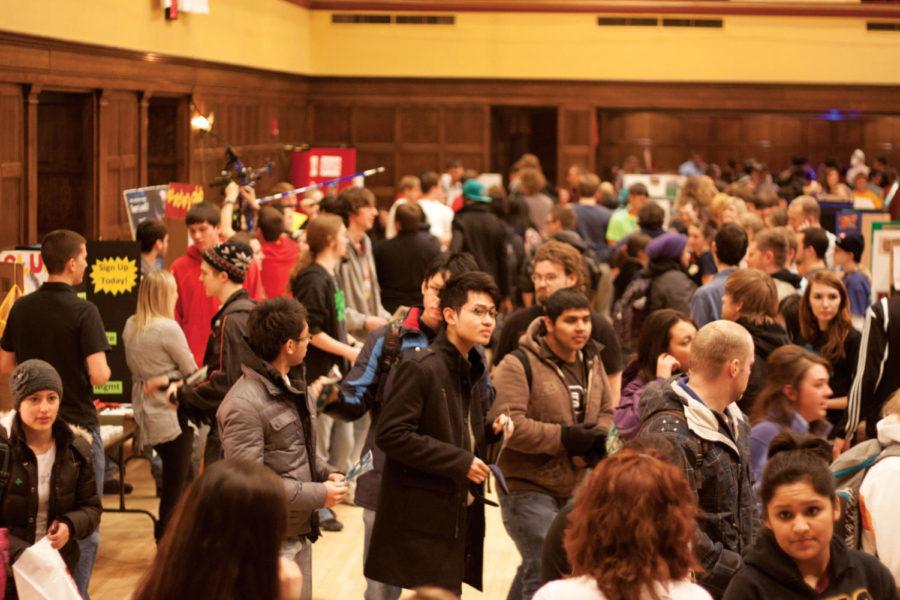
left=385, top=198, right=454, bottom=247
left=34, top=445, right=57, bottom=540
left=533, top=577, right=712, bottom=600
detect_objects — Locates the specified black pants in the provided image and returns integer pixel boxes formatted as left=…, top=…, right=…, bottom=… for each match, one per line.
left=153, top=417, right=194, bottom=541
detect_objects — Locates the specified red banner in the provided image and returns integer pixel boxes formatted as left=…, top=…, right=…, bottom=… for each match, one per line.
left=165, top=183, right=204, bottom=220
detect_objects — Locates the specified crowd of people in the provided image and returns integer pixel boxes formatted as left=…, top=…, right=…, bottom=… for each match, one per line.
left=1, top=148, right=899, bottom=599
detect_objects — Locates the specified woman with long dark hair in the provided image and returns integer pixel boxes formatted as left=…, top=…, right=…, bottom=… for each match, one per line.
left=723, top=433, right=898, bottom=599
left=534, top=449, right=711, bottom=600
left=798, top=270, right=860, bottom=431
left=614, top=309, right=697, bottom=439
left=134, top=459, right=301, bottom=600
left=749, top=345, right=832, bottom=485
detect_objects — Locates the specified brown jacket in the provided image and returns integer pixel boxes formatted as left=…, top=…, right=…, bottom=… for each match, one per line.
left=489, top=317, right=614, bottom=497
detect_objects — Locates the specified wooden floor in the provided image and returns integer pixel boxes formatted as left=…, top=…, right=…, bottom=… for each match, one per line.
left=91, top=460, right=520, bottom=600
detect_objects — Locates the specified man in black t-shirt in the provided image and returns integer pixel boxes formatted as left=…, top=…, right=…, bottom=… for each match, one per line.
left=0, top=229, right=110, bottom=599
left=495, top=240, right=624, bottom=403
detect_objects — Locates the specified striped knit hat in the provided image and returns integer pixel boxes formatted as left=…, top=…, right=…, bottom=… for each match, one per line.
left=203, top=241, right=253, bottom=283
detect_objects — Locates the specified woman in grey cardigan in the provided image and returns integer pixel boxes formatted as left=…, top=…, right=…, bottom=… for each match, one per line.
left=123, top=270, right=198, bottom=541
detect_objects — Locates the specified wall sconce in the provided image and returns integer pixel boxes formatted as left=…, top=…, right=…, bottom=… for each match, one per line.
left=191, top=111, right=214, bottom=133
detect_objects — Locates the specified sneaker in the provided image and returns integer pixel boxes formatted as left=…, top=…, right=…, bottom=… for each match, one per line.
left=319, top=516, right=344, bottom=532
left=103, top=480, right=133, bottom=495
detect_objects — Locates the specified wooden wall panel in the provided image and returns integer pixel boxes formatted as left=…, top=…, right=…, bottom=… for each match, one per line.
left=0, top=84, right=24, bottom=249
left=0, top=33, right=309, bottom=245
left=99, top=90, right=139, bottom=240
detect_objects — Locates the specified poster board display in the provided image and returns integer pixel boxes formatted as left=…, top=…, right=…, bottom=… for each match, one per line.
left=622, top=174, right=685, bottom=201
left=123, top=185, right=167, bottom=238
left=0, top=261, right=22, bottom=410
left=861, top=212, right=893, bottom=275
left=85, top=241, right=141, bottom=404
left=869, top=222, right=900, bottom=301
left=0, top=250, right=48, bottom=295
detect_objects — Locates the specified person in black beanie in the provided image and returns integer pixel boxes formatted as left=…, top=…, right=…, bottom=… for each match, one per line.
left=164, top=241, right=257, bottom=466
left=0, top=359, right=102, bottom=599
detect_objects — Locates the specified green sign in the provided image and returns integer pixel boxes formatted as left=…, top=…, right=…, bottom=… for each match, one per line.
left=93, top=381, right=123, bottom=395
left=106, top=331, right=117, bottom=346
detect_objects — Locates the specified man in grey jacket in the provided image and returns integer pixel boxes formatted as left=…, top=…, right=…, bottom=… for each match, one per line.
left=218, top=297, right=349, bottom=600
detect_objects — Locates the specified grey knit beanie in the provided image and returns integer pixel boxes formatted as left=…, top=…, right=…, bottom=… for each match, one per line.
left=9, top=359, right=63, bottom=409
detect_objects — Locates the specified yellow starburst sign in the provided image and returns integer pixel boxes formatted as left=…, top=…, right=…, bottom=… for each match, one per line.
left=90, top=257, right=138, bottom=296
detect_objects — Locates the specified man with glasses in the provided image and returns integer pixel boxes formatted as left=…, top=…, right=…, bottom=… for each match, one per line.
left=365, top=271, right=512, bottom=596
left=324, top=252, right=478, bottom=600
left=489, top=288, right=613, bottom=600
left=218, top=297, right=349, bottom=600
left=496, top=240, right=624, bottom=403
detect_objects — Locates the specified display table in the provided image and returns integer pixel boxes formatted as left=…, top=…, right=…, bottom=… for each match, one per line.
left=99, top=407, right=157, bottom=528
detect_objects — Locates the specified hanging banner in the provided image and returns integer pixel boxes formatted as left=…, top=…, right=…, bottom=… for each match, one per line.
left=165, top=183, right=204, bottom=220
left=86, top=241, right=141, bottom=404
left=291, top=148, right=358, bottom=194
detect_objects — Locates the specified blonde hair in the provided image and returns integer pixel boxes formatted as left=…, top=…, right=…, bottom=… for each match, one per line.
left=135, top=270, right=177, bottom=332
left=294, top=213, right=344, bottom=274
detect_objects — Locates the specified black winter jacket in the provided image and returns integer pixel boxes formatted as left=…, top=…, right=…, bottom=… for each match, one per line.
left=639, top=377, right=756, bottom=599
left=366, top=331, right=500, bottom=594
left=723, top=531, right=899, bottom=600
left=450, top=203, right=511, bottom=298
left=646, top=259, right=697, bottom=315
left=178, top=288, right=255, bottom=425
left=0, top=412, right=101, bottom=575
left=735, top=317, right=792, bottom=414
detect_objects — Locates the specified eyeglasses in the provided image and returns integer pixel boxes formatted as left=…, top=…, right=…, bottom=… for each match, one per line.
left=296, top=334, right=311, bottom=344
left=424, top=283, right=443, bottom=296
left=466, top=305, right=498, bottom=320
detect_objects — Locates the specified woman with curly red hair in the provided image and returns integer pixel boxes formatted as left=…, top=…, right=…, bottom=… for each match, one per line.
left=533, top=449, right=711, bottom=600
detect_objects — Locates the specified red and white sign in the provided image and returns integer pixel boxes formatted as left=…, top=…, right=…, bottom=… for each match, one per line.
left=291, top=148, right=357, bottom=192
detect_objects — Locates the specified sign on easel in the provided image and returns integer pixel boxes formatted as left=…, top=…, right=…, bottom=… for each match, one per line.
left=85, top=241, right=141, bottom=404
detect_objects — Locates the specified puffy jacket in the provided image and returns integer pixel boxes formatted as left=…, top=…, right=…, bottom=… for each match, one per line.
left=489, top=317, right=613, bottom=497
left=614, top=361, right=665, bottom=440
left=640, top=378, right=756, bottom=599
left=0, top=412, right=101, bottom=574
left=217, top=361, right=335, bottom=538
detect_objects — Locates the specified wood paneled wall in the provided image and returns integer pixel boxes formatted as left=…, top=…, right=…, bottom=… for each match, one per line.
left=5, top=31, right=900, bottom=247
left=598, top=110, right=900, bottom=176
left=0, top=32, right=309, bottom=248
left=310, top=101, right=489, bottom=203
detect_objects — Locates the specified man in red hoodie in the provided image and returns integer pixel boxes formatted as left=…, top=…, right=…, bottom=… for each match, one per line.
left=171, top=202, right=265, bottom=366
left=257, top=205, right=300, bottom=299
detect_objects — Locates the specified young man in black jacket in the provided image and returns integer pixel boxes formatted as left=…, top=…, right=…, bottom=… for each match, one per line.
left=366, top=272, right=512, bottom=595
left=325, top=252, right=478, bottom=600
left=172, top=241, right=255, bottom=466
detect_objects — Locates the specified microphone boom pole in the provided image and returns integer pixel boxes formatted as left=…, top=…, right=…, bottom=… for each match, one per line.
left=258, top=166, right=386, bottom=205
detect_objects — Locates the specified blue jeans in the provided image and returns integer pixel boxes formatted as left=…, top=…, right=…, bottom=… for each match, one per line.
left=72, top=426, right=104, bottom=600
left=362, top=509, right=401, bottom=600
left=499, top=491, right=566, bottom=600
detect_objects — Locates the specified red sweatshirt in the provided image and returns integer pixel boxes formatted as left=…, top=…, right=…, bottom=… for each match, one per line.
left=171, top=243, right=265, bottom=366
left=260, top=235, right=299, bottom=299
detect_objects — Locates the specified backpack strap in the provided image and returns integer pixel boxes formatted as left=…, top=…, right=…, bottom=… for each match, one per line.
left=371, top=320, right=405, bottom=407
left=511, top=348, right=532, bottom=390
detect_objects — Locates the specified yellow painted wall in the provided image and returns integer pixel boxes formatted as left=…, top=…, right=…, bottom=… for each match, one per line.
left=0, top=0, right=311, bottom=74
left=4, top=2, right=900, bottom=84
left=309, top=11, right=900, bottom=84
